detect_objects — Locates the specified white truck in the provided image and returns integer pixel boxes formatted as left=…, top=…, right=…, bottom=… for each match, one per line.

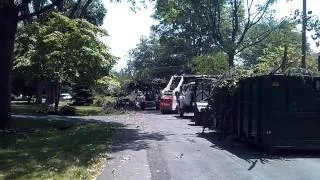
left=177, top=77, right=215, bottom=119
left=160, top=74, right=202, bottom=113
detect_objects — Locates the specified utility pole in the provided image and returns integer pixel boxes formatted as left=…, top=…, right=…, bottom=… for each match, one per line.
left=301, top=0, right=307, bottom=68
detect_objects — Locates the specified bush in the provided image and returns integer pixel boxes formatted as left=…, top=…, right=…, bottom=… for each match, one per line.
left=59, top=105, right=76, bottom=116
left=94, top=96, right=116, bottom=108
left=36, top=104, right=55, bottom=115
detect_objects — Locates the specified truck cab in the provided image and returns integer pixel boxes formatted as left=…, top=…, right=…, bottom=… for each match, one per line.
left=178, top=77, right=216, bottom=118
left=160, top=74, right=215, bottom=114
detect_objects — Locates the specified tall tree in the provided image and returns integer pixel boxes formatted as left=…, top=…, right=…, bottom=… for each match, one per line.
left=240, top=20, right=300, bottom=67
left=153, top=0, right=279, bottom=69
left=0, top=0, right=142, bottom=129
left=191, top=52, right=228, bottom=75
left=15, top=12, right=116, bottom=111
left=127, top=35, right=192, bottom=80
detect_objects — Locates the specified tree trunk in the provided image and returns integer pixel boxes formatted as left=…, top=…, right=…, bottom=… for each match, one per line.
left=0, top=6, right=18, bottom=129
left=53, top=83, right=61, bottom=113
left=35, top=81, right=43, bottom=104
left=280, top=45, right=288, bottom=73
left=228, top=53, right=235, bottom=69
left=45, top=84, right=54, bottom=104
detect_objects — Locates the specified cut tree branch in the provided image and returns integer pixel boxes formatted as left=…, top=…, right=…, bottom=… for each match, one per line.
left=17, top=0, right=63, bottom=21
left=17, top=0, right=32, bottom=11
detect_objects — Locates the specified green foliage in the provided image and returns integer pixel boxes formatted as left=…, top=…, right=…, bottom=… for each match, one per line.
left=70, top=0, right=107, bottom=26
left=240, top=20, right=299, bottom=67
left=74, top=106, right=105, bottom=116
left=93, top=95, right=117, bottom=107
left=191, top=52, right=228, bottom=75
left=252, top=46, right=319, bottom=76
left=214, top=67, right=253, bottom=93
left=239, top=20, right=320, bottom=76
left=94, top=73, right=121, bottom=95
left=23, top=0, right=107, bottom=26
left=36, top=104, right=56, bottom=115
left=127, top=36, right=189, bottom=80
left=59, top=105, right=76, bottom=116
left=11, top=103, right=111, bottom=116
left=153, top=0, right=277, bottom=68
left=15, top=12, right=117, bottom=86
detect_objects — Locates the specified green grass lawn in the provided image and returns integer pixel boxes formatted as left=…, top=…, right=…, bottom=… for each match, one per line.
left=11, top=103, right=40, bottom=115
left=0, top=118, right=120, bottom=180
left=75, top=106, right=105, bottom=116
left=11, top=102, right=107, bottom=116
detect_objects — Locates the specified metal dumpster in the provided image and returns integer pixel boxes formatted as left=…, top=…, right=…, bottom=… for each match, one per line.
left=237, top=75, right=320, bottom=150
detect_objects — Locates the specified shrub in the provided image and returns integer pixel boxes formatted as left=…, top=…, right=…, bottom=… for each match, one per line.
left=94, top=96, right=116, bottom=108
left=36, top=104, right=55, bottom=115
left=59, top=105, right=76, bottom=116
left=47, top=120, right=75, bottom=130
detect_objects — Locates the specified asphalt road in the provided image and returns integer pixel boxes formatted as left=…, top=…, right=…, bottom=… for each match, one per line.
left=94, top=111, right=320, bottom=180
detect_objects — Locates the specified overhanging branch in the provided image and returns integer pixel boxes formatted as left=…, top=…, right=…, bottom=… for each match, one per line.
left=236, top=22, right=283, bottom=54
left=237, top=0, right=273, bottom=45
left=17, top=0, right=63, bottom=21
left=17, top=0, right=32, bottom=11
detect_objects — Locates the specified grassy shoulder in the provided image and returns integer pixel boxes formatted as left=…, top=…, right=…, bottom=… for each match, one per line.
left=0, top=118, right=120, bottom=180
left=11, top=101, right=122, bottom=116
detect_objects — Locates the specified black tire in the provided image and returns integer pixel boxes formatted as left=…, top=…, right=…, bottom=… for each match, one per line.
left=195, top=112, right=201, bottom=126
left=199, top=112, right=206, bottom=127
left=179, top=110, right=184, bottom=117
left=193, top=109, right=199, bottom=123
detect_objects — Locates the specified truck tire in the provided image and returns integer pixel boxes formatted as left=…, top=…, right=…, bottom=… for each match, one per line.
left=194, top=111, right=201, bottom=126
left=179, top=110, right=184, bottom=117
left=194, top=109, right=199, bottom=123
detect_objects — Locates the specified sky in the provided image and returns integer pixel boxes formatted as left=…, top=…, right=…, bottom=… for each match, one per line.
left=101, top=0, right=320, bottom=71
left=101, top=1, right=157, bottom=71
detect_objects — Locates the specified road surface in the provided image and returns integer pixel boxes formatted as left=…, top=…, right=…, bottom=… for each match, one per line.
left=93, top=111, right=320, bottom=180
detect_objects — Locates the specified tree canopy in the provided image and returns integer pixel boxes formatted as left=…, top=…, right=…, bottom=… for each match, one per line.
left=15, top=12, right=116, bottom=86
left=152, top=0, right=279, bottom=68
left=127, top=0, right=320, bottom=85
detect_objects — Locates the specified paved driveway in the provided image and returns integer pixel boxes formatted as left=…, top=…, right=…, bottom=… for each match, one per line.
left=91, top=112, right=320, bottom=180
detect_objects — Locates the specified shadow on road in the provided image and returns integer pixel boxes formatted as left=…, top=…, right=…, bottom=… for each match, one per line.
left=197, top=132, right=320, bottom=170
left=174, top=115, right=194, bottom=120
left=9, top=115, right=167, bottom=153
left=111, top=125, right=166, bottom=152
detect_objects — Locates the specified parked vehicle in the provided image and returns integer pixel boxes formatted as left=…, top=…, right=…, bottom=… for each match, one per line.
left=115, top=97, right=136, bottom=110
left=178, top=77, right=216, bottom=118
left=160, top=74, right=211, bottom=114
left=60, top=93, right=72, bottom=101
left=144, top=101, right=157, bottom=110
